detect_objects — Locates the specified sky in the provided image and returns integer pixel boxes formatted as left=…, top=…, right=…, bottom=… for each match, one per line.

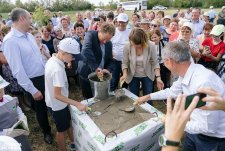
left=11, top=0, right=119, bottom=6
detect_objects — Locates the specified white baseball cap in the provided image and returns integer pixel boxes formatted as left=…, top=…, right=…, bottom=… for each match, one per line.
left=210, top=25, right=225, bottom=36
left=0, top=76, right=9, bottom=89
left=163, top=15, right=171, bottom=20
left=117, top=13, right=128, bottom=22
left=203, top=12, right=209, bottom=17
left=182, top=22, right=194, bottom=32
left=0, top=136, right=21, bottom=151
left=57, top=38, right=83, bottom=61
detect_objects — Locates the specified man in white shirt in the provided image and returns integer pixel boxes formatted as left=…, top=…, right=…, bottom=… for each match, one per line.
left=2, top=8, right=52, bottom=144
left=190, top=8, right=205, bottom=37
left=185, top=8, right=192, bottom=20
left=135, top=41, right=225, bottom=151
left=76, top=12, right=89, bottom=31
left=45, top=38, right=87, bottom=151
left=208, top=6, right=217, bottom=23
left=110, top=13, right=131, bottom=91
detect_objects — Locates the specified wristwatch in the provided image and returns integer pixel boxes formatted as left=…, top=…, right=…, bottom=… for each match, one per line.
left=158, top=134, right=180, bottom=147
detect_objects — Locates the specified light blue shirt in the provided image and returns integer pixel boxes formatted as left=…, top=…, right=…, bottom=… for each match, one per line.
left=99, top=44, right=105, bottom=69
left=2, top=28, right=45, bottom=95
left=208, top=10, right=217, bottom=19
left=190, top=19, right=205, bottom=38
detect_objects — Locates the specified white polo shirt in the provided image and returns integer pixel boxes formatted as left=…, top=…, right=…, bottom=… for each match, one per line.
left=111, top=28, right=131, bottom=61
left=45, top=55, right=68, bottom=111
left=150, top=63, right=225, bottom=138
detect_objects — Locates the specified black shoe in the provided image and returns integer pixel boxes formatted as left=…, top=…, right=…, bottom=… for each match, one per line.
left=44, top=133, right=53, bottom=144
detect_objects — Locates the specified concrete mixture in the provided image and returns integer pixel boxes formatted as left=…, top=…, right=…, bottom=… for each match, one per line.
left=87, top=95, right=156, bottom=135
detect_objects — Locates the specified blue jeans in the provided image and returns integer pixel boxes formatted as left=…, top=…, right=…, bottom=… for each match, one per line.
left=184, top=133, right=225, bottom=151
left=129, top=77, right=153, bottom=105
left=110, top=59, right=122, bottom=91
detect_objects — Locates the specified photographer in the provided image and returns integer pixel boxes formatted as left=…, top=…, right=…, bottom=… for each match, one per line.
left=91, top=15, right=106, bottom=32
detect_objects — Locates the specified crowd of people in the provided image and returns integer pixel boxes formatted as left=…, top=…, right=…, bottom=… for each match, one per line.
left=0, top=5, right=225, bottom=151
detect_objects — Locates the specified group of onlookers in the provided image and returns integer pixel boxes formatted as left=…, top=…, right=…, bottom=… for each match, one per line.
left=0, top=5, right=225, bottom=151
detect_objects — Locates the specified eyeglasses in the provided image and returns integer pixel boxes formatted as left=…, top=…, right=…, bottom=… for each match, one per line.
left=151, top=24, right=158, bottom=27
left=181, top=30, right=191, bottom=34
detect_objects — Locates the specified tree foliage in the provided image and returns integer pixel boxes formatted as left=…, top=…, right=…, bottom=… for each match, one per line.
left=147, top=0, right=171, bottom=9
left=0, top=0, right=93, bottom=13
left=0, top=0, right=14, bottom=12
left=32, top=6, right=51, bottom=27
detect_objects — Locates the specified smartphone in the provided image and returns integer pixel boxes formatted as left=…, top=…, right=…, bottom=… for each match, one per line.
left=204, top=46, right=210, bottom=50
left=93, top=18, right=100, bottom=21
left=185, top=93, right=206, bottom=109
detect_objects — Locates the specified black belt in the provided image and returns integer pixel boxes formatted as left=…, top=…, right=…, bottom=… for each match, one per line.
left=112, top=58, right=121, bottom=62
left=198, top=134, right=225, bottom=142
left=30, top=75, right=44, bottom=81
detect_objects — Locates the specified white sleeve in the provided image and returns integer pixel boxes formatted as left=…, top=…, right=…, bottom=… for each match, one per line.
left=53, top=70, right=66, bottom=87
left=43, top=44, right=50, bottom=54
left=150, top=78, right=183, bottom=100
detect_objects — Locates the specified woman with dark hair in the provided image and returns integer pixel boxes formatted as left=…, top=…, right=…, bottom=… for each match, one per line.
left=121, top=28, right=164, bottom=105
left=74, top=22, right=85, bottom=50
left=41, top=26, right=55, bottom=55
left=149, top=29, right=171, bottom=88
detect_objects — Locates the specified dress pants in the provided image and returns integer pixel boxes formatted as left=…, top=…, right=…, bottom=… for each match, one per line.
left=26, top=75, right=51, bottom=134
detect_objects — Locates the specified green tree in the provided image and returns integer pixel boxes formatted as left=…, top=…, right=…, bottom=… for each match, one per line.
left=106, top=0, right=117, bottom=10
left=15, top=0, right=24, bottom=8
left=0, top=0, right=14, bottom=13
left=148, top=0, right=170, bottom=9
left=32, top=6, right=50, bottom=27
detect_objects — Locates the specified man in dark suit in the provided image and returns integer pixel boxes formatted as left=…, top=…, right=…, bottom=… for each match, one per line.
left=78, top=23, right=115, bottom=99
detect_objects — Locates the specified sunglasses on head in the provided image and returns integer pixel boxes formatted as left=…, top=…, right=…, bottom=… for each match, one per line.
left=151, top=24, right=158, bottom=27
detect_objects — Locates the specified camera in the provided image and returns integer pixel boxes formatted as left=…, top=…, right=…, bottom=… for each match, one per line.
left=93, top=18, right=100, bottom=21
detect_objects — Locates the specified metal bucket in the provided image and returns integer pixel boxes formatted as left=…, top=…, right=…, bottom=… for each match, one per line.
left=88, top=72, right=112, bottom=100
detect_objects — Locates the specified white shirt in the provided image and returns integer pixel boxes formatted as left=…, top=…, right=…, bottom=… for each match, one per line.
left=82, top=19, right=89, bottom=30
left=45, top=55, right=68, bottom=111
left=190, top=19, right=205, bottom=38
left=208, top=9, right=217, bottom=19
left=40, top=44, right=50, bottom=65
left=2, top=28, right=45, bottom=95
left=111, top=28, right=131, bottom=61
left=150, top=63, right=225, bottom=138
left=85, top=18, right=92, bottom=27
left=185, top=12, right=192, bottom=20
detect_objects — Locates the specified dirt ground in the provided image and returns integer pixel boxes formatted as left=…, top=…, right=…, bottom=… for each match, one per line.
left=25, top=78, right=167, bottom=151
